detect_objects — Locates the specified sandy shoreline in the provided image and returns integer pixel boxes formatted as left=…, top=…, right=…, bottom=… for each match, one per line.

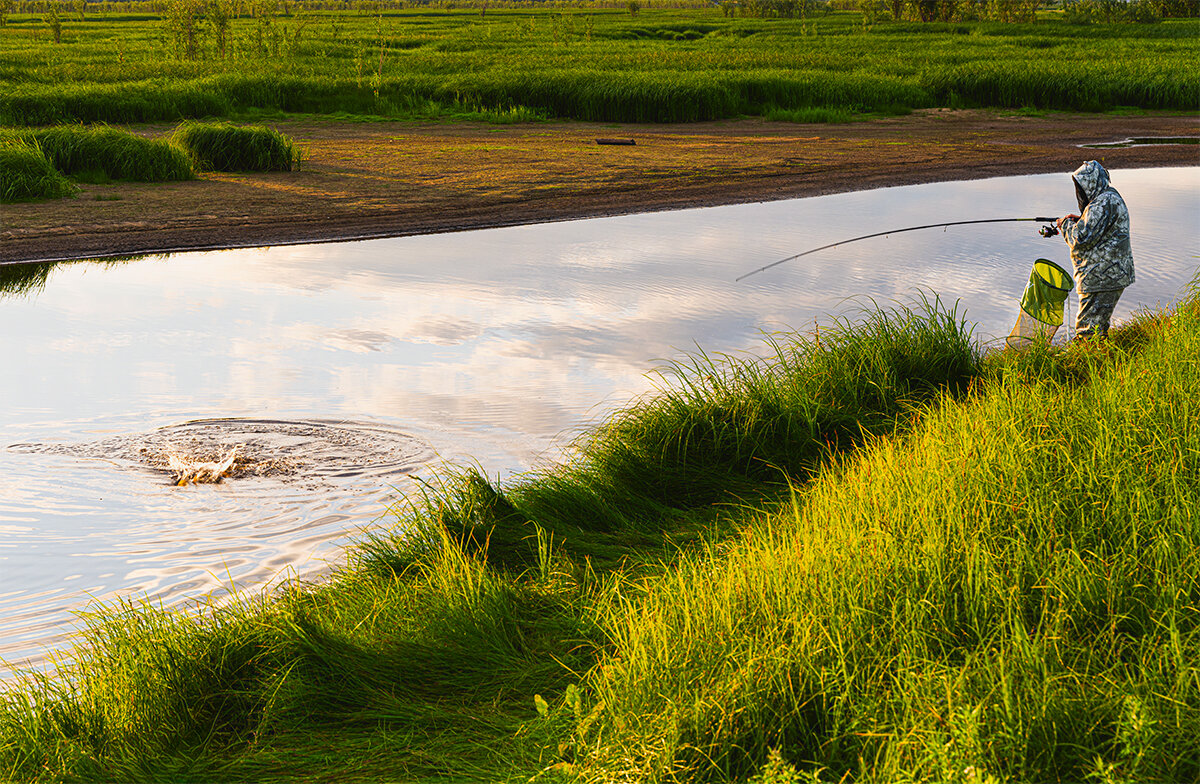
left=1, top=110, right=1196, bottom=265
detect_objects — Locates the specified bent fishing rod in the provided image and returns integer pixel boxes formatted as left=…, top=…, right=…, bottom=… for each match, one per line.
left=735, top=216, right=1061, bottom=282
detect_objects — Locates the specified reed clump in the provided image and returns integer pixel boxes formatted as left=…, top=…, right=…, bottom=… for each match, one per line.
left=14, top=125, right=195, bottom=183
left=0, top=141, right=77, bottom=203
left=1, top=293, right=1197, bottom=782
left=172, top=122, right=301, bottom=172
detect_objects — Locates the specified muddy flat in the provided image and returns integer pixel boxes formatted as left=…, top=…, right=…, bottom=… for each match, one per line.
left=2, top=110, right=1196, bottom=264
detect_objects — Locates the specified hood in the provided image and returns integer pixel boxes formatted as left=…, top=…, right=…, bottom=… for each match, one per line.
left=1072, top=160, right=1110, bottom=211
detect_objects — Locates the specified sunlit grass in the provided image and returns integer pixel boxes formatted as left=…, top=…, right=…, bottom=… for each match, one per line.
left=2, top=291, right=1197, bottom=782
left=579, top=299, right=1200, bottom=781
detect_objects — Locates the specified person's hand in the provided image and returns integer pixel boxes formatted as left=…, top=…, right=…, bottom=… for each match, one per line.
left=1057, top=214, right=1080, bottom=231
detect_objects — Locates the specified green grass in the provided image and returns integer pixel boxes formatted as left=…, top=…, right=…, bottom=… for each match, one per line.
left=0, top=8, right=1195, bottom=127
left=764, top=105, right=857, bottom=123
left=7, top=125, right=194, bottom=182
left=0, top=140, right=76, bottom=203
left=580, top=312, right=1200, bottom=781
left=0, top=122, right=299, bottom=202
left=172, top=121, right=300, bottom=171
left=2, top=288, right=1198, bottom=782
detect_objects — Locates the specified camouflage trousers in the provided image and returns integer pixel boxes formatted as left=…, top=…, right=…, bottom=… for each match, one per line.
left=1075, top=288, right=1124, bottom=340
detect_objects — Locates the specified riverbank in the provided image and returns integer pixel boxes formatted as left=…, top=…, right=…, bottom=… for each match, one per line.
left=2, top=111, right=1196, bottom=264
left=2, top=287, right=1197, bottom=782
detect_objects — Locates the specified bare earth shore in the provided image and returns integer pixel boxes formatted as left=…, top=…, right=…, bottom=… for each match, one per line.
left=1, top=110, right=1197, bottom=265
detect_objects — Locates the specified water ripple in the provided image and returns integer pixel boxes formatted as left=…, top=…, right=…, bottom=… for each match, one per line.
left=1, top=418, right=431, bottom=674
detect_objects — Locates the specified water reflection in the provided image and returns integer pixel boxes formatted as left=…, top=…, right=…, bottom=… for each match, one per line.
left=0, top=263, right=55, bottom=299
left=0, top=254, right=162, bottom=301
left=1, top=167, right=1197, bottom=674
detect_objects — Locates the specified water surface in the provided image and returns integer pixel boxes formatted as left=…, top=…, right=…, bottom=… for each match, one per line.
left=2, top=167, right=1197, bottom=674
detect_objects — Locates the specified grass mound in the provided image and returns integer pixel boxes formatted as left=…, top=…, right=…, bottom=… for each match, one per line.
left=14, top=125, right=194, bottom=183
left=172, top=122, right=300, bottom=172
left=0, top=141, right=76, bottom=203
left=1, top=293, right=1197, bottom=782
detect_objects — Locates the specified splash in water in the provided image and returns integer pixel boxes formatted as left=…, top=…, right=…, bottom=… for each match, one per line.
left=165, top=446, right=239, bottom=485
left=8, top=418, right=433, bottom=486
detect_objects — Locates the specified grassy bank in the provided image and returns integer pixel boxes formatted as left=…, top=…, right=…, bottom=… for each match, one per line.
left=1, top=7, right=1196, bottom=126
left=2, top=288, right=1197, bottom=782
left=581, top=308, right=1200, bottom=781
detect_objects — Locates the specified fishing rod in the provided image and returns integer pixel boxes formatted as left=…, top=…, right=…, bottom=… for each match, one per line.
left=735, top=216, right=1061, bottom=282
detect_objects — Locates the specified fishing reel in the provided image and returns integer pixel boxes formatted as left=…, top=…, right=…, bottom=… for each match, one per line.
left=1038, top=222, right=1060, bottom=238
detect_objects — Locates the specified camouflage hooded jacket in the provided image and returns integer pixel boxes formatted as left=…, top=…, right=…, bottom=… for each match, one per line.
left=1061, top=160, right=1135, bottom=293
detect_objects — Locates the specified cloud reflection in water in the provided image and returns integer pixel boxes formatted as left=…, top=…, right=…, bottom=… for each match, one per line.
left=0, top=167, right=1195, bottom=673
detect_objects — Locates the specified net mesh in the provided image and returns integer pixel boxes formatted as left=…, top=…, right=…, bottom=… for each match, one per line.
left=1007, top=309, right=1061, bottom=348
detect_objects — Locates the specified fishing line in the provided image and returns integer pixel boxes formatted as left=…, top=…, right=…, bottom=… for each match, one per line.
left=736, top=217, right=1059, bottom=282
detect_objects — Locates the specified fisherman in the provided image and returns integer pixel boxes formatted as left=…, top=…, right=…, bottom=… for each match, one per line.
left=1055, top=160, right=1134, bottom=341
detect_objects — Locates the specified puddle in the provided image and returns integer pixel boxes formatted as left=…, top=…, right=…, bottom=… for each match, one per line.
left=1078, top=136, right=1198, bottom=149
left=2, top=166, right=1197, bottom=676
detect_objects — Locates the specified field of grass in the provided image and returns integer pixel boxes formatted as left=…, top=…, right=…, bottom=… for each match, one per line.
left=0, top=4, right=1196, bottom=126
left=2, top=284, right=1197, bottom=782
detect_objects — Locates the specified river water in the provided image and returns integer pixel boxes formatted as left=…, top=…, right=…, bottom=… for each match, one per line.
left=1, top=167, right=1197, bottom=675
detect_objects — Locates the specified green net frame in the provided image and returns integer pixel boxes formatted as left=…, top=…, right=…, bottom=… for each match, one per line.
left=1020, top=259, right=1074, bottom=326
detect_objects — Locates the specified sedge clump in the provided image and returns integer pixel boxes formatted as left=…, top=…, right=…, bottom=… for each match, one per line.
left=173, top=121, right=302, bottom=172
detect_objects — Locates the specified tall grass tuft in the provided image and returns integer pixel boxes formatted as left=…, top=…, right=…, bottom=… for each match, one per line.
left=551, top=295, right=978, bottom=509
left=172, top=122, right=301, bottom=172
left=14, top=125, right=194, bottom=182
left=0, top=141, right=77, bottom=203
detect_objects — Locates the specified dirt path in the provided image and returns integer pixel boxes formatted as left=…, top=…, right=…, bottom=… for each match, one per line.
left=2, top=110, right=1196, bottom=264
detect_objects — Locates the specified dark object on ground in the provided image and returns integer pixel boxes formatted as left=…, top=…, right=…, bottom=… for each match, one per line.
left=596, top=138, right=636, bottom=146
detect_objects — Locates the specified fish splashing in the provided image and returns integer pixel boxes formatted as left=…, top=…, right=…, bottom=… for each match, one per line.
left=167, top=446, right=239, bottom=485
